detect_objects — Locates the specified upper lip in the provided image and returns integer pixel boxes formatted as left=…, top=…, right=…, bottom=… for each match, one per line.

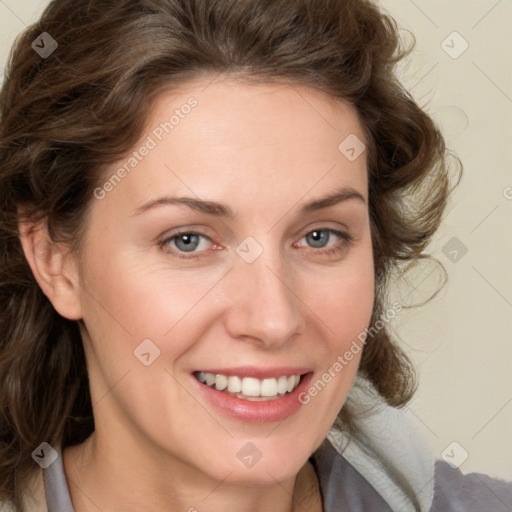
left=193, top=366, right=312, bottom=379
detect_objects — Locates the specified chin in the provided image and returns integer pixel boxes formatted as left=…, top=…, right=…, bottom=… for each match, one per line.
left=221, top=438, right=311, bottom=485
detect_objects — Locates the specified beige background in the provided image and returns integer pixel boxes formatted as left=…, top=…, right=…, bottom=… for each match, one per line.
left=1, top=0, right=511, bottom=479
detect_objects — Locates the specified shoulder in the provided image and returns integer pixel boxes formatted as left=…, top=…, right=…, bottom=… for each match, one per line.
left=430, top=459, right=512, bottom=511
left=315, top=439, right=512, bottom=512
left=312, top=439, right=395, bottom=511
left=321, top=375, right=512, bottom=512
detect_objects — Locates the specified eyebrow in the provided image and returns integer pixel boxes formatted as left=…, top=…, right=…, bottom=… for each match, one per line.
left=131, top=185, right=366, bottom=218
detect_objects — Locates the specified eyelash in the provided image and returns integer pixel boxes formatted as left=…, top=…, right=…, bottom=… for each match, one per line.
left=159, top=228, right=354, bottom=260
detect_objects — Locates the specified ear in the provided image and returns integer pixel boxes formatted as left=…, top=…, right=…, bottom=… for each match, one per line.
left=18, top=218, right=83, bottom=320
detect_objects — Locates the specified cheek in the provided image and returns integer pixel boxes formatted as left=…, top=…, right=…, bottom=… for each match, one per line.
left=80, top=247, right=224, bottom=340
left=307, top=250, right=375, bottom=351
left=294, top=255, right=374, bottom=447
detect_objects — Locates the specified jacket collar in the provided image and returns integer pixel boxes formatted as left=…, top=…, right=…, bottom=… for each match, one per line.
left=325, top=374, right=435, bottom=512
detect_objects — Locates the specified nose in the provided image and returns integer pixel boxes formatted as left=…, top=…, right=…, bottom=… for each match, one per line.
left=223, top=247, right=305, bottom=348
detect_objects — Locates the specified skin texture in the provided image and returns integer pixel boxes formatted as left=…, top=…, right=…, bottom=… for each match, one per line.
left=20, top=75, right=375, bottom=512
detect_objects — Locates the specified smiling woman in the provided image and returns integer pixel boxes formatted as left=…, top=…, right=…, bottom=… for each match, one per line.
left=0, top=1, right=510, bottom=512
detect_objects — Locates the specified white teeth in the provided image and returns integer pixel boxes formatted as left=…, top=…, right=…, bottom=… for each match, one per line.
left=241, top=377, right=260, bottom=397
left=215, top=374, right=228, bottom=391
left=261, top=378, right=277, bottom=397
left=195, top=372, right=302, bottom=399
left=227, top=376, right=242, bottom=393
left=277, top=376, right=288, bottom=394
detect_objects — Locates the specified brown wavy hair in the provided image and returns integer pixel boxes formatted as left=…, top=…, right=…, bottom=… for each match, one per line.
left=0, top=0, right=461, bottom=509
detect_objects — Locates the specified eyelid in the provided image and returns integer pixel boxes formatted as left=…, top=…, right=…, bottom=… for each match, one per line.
left=295, top=220, right=350, bottom=238
left=158, top=225, right=216, bottom=244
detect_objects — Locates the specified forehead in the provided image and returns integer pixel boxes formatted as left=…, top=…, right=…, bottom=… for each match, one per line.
left=148, top=76, right=366, bottom=159
left=98, top=76, right=368, bottom=219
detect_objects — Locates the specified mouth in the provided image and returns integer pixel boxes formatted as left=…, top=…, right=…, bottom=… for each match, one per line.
left=193, top=371, right=302, bottom=401
left=191, top=368, right=314, bottom=423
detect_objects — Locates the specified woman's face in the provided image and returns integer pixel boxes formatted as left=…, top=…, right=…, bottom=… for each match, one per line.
left=73, top=76, right=374, bottom=484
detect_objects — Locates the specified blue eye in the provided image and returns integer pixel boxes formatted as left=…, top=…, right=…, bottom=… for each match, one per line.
left=172, top=233, right=202, bottom=252
left=304, top=229, right=337, bottom=248
left=160, top=228, right=353, bottom=260
left=298, top=228, right=353, bottom=257
left=161, top=231, right=211, bottom=257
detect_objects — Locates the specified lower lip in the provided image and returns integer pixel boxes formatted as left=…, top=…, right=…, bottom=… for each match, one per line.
left=192, top=373, right=314, bottom=423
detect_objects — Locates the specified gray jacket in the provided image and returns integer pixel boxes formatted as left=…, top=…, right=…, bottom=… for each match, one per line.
left=316, top=376, right=512, bottom=511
